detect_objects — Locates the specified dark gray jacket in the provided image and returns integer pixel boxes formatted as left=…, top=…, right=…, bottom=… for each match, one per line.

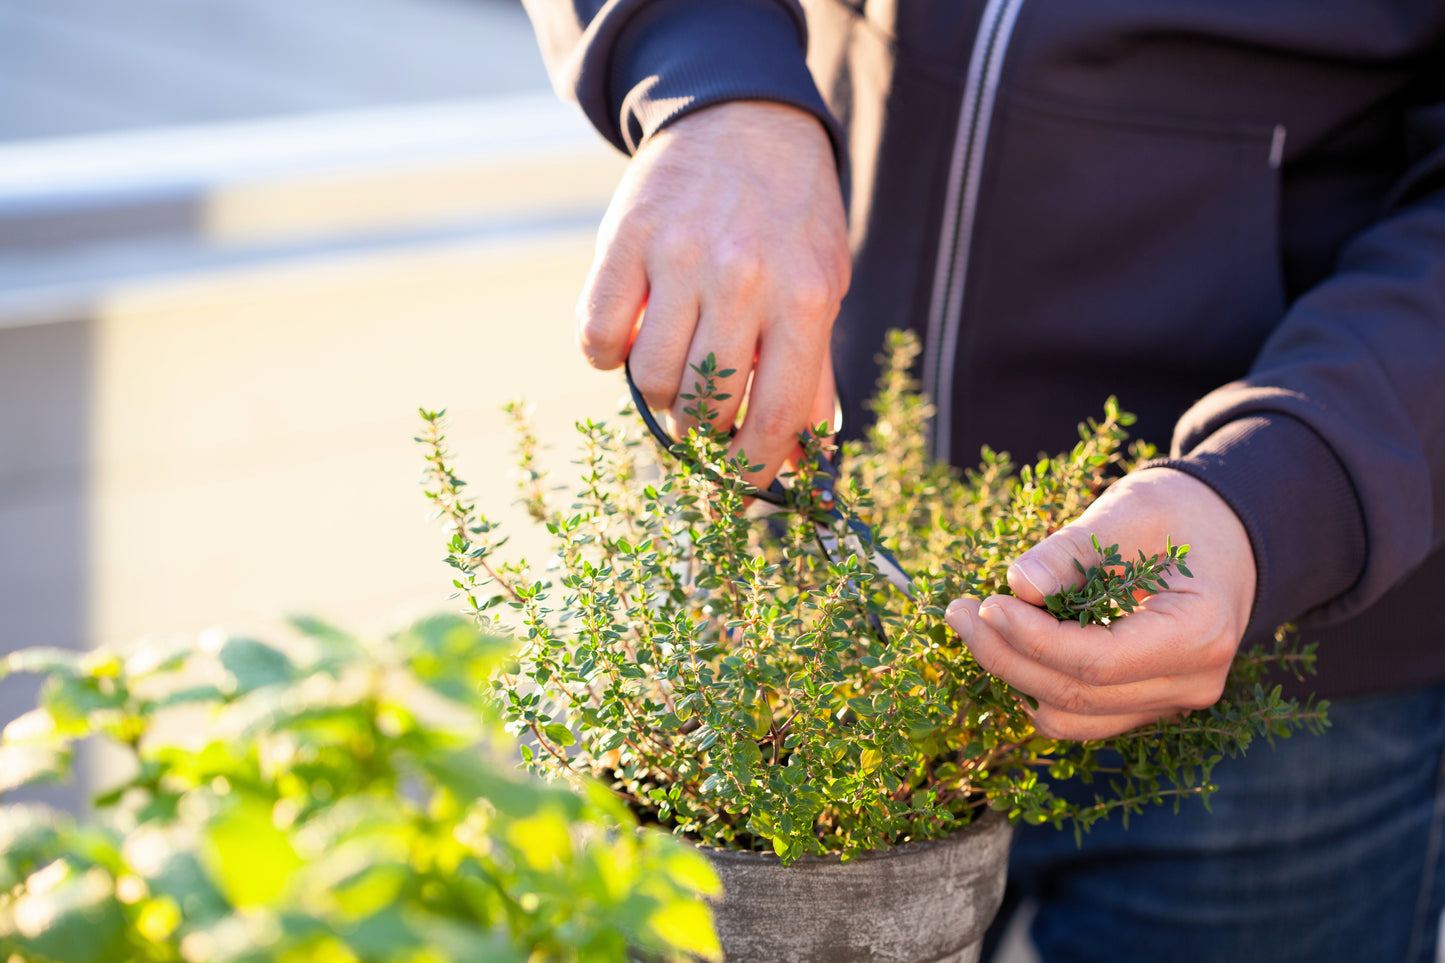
left=525, top=0, right=1445, bottom=698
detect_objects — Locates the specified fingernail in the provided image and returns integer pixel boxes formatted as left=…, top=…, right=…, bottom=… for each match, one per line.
left=979, top=600, right=1010, bottom=634
left=1012, top=558, right=1055, bottom=597
left=945, top=600, right=974, bottom=641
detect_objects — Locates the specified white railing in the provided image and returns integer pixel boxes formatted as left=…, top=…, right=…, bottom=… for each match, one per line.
left=0, top=93, right=625, bottom=327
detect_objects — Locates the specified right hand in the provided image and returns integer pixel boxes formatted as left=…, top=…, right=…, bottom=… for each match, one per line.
left=577, top=100, right=851, bottom=486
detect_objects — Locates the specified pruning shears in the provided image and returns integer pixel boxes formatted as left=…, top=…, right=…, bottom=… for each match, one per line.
left=623, top=360, right=915, bottom=604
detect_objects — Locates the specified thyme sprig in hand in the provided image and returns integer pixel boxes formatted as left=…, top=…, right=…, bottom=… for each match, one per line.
left=1045, top=535, right=1192, bottom=625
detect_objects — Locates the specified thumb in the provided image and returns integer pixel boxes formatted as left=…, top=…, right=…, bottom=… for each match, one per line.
left=1007, top=526, right=1100, bottom=606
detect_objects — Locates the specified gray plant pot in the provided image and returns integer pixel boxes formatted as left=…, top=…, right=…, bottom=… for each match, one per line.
left=702, top=809, right=1013, bottom=963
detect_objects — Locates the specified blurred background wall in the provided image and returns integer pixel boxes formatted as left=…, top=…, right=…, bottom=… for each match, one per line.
left=0, top=0, right=629, bottom=801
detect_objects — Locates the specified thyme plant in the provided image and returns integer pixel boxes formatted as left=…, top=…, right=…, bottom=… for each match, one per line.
left=419, top=331, right=1326, bottom=864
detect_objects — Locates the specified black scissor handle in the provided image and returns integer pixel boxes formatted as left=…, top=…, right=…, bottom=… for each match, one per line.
left=624, top=357, right=794, bottom=506
left=623, top=358, right=914, bottom=599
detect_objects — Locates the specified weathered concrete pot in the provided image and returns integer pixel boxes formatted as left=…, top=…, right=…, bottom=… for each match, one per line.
left=703, top=809, right=1012, bottom=963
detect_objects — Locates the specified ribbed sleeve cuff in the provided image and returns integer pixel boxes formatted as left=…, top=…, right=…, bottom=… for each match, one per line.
left=606, top=0, right=844, bottom=161
left=1140, top=414, right=1367, bottom=642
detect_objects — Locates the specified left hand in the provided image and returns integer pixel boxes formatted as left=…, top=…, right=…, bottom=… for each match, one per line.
left=944, top=468, right=1257, bottom=741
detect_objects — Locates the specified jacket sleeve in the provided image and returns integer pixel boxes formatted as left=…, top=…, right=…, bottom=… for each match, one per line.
left=1155, top=91, right=1445, bottom=641
left=520, top=0, right=841, bottom=157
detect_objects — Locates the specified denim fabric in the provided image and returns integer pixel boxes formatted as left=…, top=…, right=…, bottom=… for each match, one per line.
left=985, top=683, right=1445, bottom=963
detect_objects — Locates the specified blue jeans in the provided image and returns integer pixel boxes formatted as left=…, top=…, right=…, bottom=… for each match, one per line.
left=983, top=683, right=1445, bottom=963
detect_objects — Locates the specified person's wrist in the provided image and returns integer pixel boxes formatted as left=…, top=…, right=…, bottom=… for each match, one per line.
left=1145, top=413, right=1365, bottom=639
left=653, top=100, right=833, bottom=156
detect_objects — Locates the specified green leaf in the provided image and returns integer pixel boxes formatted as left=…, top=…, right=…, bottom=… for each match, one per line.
left=658, top=844, right=721, bottom=898
left=419, top=748, right=552, bottom=819
left=148, top=683, right=228, bottom=711
left=323, top=854, right=410, bottom=920
left=288, top=614, right=366, bottom=674
left=647, top=897, right=722, bottom=962
left=201, top=793, right=303, bottom=909
left=1, top=647, right=82, bottom=681
left=40, top=674, right=126, bottom=732
left=735, top=740, right=762, bottom=772
left=543, top=723, right=576, bottom=747
left=0, top=805, right=64, bottom=891
left=0, top=743, right=69, bottom=794
left=395, top=614, right=513, bottom=706
left=506, top=810, right=573, bottom=869
left=403, top=909, right=523, bottom=963
left=340, top=904, right=422, bottom=959
left=287, top=614, right=355, bottom=647
left=143, top=849, right=231, bottom=927
left=217, top=637, right=295, bottom=695
left=0, top=862, right=128, bottom=963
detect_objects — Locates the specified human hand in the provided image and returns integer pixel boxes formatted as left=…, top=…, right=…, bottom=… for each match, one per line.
left=576, top=100, right=850, bottom=485
left=944, top=468, right=1257, bottom=741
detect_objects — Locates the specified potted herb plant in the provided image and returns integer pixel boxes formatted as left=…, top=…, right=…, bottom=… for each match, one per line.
left=0, top=616, right=722, bottom=962
left=418, top=331, right=1327, bottom=963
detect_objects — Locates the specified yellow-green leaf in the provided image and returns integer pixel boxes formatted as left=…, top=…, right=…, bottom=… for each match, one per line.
left=505, top=811, right=572, bottom=871
left=661, top=845, right=722, bottom=899
left=201, top=794, right=302, bottom=908
left=647, top=898, right=721, bottom=962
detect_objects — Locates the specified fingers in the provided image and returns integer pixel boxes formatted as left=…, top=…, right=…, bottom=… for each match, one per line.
left=789, top=350, right=839, bottom=467
left=946, top=582, right=1232, bottom=742
left=577, top=228, right=649, bottom=371
left=946, top=596, right=1226, bottom=740
left=947, top=598, right=1218, bottom=712
left=577, top=100, right=847, bottom=480
left=729, top=318, right=831, bottom=487
left=669, top=264, right=763, bottom=434
left=976, top=592, right=1230, bottom=687
left=807, top=349, right=839, bottom=439
left=627, top=284, right=698, bottom=415
left=1028, top=708, right=1178, bottom=742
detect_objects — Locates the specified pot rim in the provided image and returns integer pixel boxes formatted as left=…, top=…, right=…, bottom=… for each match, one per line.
left=693, top=806, right=1010, bottom=867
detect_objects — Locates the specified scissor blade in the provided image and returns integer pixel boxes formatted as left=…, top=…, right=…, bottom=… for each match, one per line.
left=813, top=512, right=915, bottom=599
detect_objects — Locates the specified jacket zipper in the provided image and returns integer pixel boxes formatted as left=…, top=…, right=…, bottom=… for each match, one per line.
left=922, top=0, right=1027, bottom=464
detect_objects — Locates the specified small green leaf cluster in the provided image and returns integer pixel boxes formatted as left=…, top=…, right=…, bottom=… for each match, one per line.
left=1045, top=534, right=1192, bottom=625
left=419, top=330, right=1327, bottom=864
left=0, top=617, right=721, bottom=963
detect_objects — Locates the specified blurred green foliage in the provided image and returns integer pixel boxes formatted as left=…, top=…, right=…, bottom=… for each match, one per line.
left=0, top=615, right=720, bottom=962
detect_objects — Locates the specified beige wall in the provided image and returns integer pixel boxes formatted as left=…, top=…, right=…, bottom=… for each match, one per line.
left=82, top=231, right=621, bottom=649
left=1, top=94, right=637, bottom=672
left=0, top=227, right=631, bottom=717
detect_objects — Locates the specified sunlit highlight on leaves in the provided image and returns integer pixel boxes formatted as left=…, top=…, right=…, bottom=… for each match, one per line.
left=0, top=617, right=720, bottom=962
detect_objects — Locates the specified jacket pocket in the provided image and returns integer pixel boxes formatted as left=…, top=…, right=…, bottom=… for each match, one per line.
left=956, top=92, right=1288, bottom=454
